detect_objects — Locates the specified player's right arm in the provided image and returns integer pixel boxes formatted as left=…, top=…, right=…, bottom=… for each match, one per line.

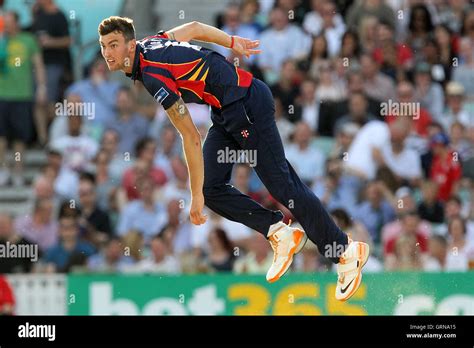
left=165, top=98, right=207, bottom=226
left=165, top=21, right=261, bottom=58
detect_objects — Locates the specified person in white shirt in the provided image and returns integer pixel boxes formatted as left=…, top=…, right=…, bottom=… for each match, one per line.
left=439, top=81, right=472, bottom=133
left=285, top=121, right=326, bottom=185
left=258, top=7, right=311, bottom=84
left=50, top=115, right=99, bottom=173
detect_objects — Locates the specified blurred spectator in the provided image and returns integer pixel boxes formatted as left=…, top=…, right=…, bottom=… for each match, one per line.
left=43, top=148, right=79, bottom=201
left=358, top=15, right=378, bottom=53
left=449, top=122, right=472, bottom=162
left=385, top=233, right=424, bottom=271
left=354, top=181, right=396, bottom=245
left=66, top=56, right=120, bottom=126
left=270, top=59, right=301, bottom=123
left=329, top=122, right=360, bottom=159
left=274, top=97, right=295, bottom=145
left=240, top=0, right=265, bottom=32
left=15, top=198, right=58, bottom=252
left=303, top=0, right=345, bottom=39
left=0, top=213, right=37, bottom=273
left=360, top=53, right=395, bottom=103
left=286, top=121, right=325, bottom=185
left=429, top=132, right=462, bottom=201
left=315, top=60, right=346, bottom=102
left=87, top=236, right=134, bottom=272
left=121, top=137, right=167, bottom=203
left=373, top=20, right=413, bottom=80
left=417, top=180, right=445, bottom=223
left=215, top=3, right=259, bottom=63
left=306, top=34, right=329, bottom=81
left=234, top=233, right=273, bottom=274
left=77, top=173, right=112, bottom=245
left=31, top=0, right=71, bottom=144
left=333, top=92, right=376, bottom=132
left=424, top=234, right=449, bottom=271
left=340, top=30, right=361, bottom=62
left=313, top=157, right=360, bottom=215
left=385, top=211, right=429, bottom=257
left=105, top=86, right=149, bottom=155
left=0, top=11, right=46, bottom=187
left=50, top=115, right=99, bottom=172
left=160, top=156, right=190, bottom=207
left=0, top=275, right=15, bottom=315
left=385, top=81, right=432, bottom=138
left=93, top=149, right=117, bottom=211
left=414, top=62, right=445, bottom=121
left=258, top=6, right=311, bottom=84
left=100, top=129, right=132, bottom=184
left=407, top=4, right=434, bottom=62
left=131, top=234, right=181, bottom=274
left=162, top=199, right=193, bottom=255
left=346, top=0, right=396, bottom=33
left=204, top=227, right=235, bottom=272
left=444, top=215, right=474, bottom=270
left=43, top=214, right=95, bottom=273
left=117, top=177, right=167, bottom=244
left=452, top=37, right=474, bottom=101
left=312, top=0, right=346, bottom=57
left=434, top=25, right=457, bottom=83
left=153, top=125, right=180, bottom=179
left=440, top=81, right=472, bottom=132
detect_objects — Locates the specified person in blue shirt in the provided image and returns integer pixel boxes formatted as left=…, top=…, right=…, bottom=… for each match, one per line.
left=98, top=16, right=369, bottom=301
left=44, top=214, right=95, bottom=273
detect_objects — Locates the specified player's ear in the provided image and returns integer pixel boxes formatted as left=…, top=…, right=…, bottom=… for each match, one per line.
left=128, top=38, right=136, bottom=53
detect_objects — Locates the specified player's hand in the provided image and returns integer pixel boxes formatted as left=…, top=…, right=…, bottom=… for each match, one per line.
left=231, top=36, right=261, bottom=59
left=190, top=194, right=207, bottom=225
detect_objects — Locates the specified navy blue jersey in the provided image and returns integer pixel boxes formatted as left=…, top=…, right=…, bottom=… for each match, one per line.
left=127, top=32, right=253, bottom=110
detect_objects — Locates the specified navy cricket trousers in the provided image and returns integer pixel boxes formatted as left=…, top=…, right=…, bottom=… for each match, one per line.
left=202, top=78, right=348, bottom=263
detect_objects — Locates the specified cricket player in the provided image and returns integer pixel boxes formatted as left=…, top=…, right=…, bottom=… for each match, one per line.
left=98, top=16, right=369, bottom=301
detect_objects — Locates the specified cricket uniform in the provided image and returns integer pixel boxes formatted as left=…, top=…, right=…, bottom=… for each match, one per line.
left=127, top=32, right=348, bottom=263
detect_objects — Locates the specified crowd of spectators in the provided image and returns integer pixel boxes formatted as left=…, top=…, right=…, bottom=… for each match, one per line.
left=0, top=0, right=473, bottom=276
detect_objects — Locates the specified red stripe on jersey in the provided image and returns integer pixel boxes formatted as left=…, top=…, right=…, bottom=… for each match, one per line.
left=203, top=92, right=222, bottom=108
left=140, top=53, right=201, bottom=80
left=236, top=68, right=253, bottom=87
left=144, top=72, right=179, bottom=95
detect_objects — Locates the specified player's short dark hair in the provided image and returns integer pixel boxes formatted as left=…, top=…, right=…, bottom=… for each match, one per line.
left=98, top=16, right=135, bottom=42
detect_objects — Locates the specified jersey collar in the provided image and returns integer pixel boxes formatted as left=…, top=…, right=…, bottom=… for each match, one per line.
left=126, top=44, right=141, bottom=80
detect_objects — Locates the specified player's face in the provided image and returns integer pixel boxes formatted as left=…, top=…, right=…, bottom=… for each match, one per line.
left=99, top=32, right=134, bottom=72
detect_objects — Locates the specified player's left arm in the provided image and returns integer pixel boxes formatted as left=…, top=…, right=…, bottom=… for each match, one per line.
left=165, top=21, right=261, bottom=58
left=165, top=98, right=207, bottom=226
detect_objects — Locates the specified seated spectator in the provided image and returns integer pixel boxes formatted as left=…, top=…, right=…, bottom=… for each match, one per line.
left=333, top=92, right=377, bottom=133
left=440, top=82, right=472, bottom=133
left=43, top=148, right=79, bottom=201
left=104, top=86, right=149, bottom=155
left=285, top=122, right=325, bottom=186
left=452, top=37, right=474, bottom=102
left=258, top=6, right=311, bottom=84
left=295, top=79, right=319, bottom=132
left=0, top=213, right=37, bottom=273
left=354, top=181, right=396, bottom=245
left=93, top=149, right=118, bottom=211
left=131, top=234, right=181, bottom=274
left=234, top=233, right=273, bottom=274
left=50, top=115, right=99, bottom=173
left=445, top=215, right=474, bottom=271
left=121, top=137, right=167, bottom=203
left=66, top=56, right=120, bottom=126
left=385, top=233, right=424, bottom=271
left=313, top=158, right=360, bottom=216
left=270, top=59, right=302, bottom=123
left=100, top=129, right=133, bottom=184
left=384, top=211, right=429, bottom=258
left=87, top=236, right=134, bottom=272
left=449, top=122, right=472, bottom=162
left=274, top=97, right=295, bottom=145
left=15, top=198, right=58, bottom=252
left=328, top=122, right=360, bottom=160
left=0, top=275, right=15, bottom=315
left=117, top=177, right=167, bottom=244
left=204, top=227, right=235, bottom=272
left=315, top=61, right=347, bottom=102
left=417, top=180, right=444, bottom=223
left=424, top=235, right=449, bottom=271
left=414, top=62, right=445, bottom=121
left=429, top=133, right=462, bottom=202
left=407, top=4, right=434, bottom=62
left=306, top=34, right=329, bottom=81
left=303, top=0, right=344, bottom=39
left=153, top=125, right=181, bottom=179
left=159, top=157, right=190, bottom=207
left=360, top=53, right=395, bottom=103
left=346, top=0, right=396, bottom=32
left=43, top=214, right=96, bottom=273
left=77, top=172, right=112, bottom=246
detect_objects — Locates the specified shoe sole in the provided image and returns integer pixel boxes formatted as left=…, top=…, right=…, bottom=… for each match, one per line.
left=337, top=242, right=370, bottom=302
left=267, top=230, right=307, bottom=283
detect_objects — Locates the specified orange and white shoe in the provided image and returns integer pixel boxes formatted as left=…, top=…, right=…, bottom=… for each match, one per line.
left=266, top=220, right=307, bottom=283
left=335, top=239, right=370, bottom=301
